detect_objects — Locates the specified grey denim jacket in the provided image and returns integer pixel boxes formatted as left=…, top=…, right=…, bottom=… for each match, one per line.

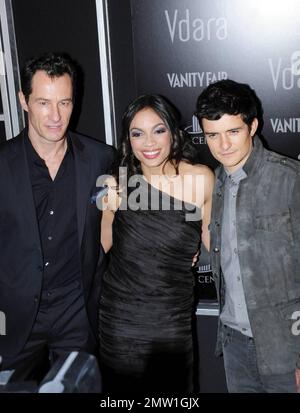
left=210, top=136, right=300, bottom=375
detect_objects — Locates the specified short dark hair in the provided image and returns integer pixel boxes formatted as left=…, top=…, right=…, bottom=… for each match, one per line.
left=114, top=94, right=197, bottom=180
left=20, top=52, right=77, bottom=102
left=196, top=79, right=258, bottom=129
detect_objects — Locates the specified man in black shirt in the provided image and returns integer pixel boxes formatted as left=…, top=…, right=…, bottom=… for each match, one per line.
left=0, top=52, right=113, bottom=379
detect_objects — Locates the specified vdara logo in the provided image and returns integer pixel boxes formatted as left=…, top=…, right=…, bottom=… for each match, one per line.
left=164, top=9, right=227, bottom=43
left=268, top=51, right=300, bottom=90
left=167, top=71, right=227, bottom=88
left=270, top=118, right=300, bottom=133
left=184, top=115, right=207, bottom=145
left=196, top=264, right=214, bottom=284
left=0, top=311, right=6, bottom=336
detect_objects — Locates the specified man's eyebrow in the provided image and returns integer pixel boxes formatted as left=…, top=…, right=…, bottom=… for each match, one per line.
left=227, top=126, right=243, bottom=131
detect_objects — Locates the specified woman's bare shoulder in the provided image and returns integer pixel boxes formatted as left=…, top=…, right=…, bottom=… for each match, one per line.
left=179, top=161, right=214, bottom=179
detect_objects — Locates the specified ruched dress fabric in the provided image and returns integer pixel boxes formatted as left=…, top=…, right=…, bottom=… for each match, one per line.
left=99, top=182, right=201, bottom=392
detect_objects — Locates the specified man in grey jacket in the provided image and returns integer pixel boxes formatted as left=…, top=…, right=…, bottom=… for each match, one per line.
left=196, top=79, right=300, bottom=392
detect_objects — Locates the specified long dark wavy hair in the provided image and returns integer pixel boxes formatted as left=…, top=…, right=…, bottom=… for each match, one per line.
left=113, top=94, right=197, bottom=181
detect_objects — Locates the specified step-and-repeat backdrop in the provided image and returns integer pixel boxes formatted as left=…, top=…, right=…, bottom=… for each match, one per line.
left=129, top=0, right=300, bottom=300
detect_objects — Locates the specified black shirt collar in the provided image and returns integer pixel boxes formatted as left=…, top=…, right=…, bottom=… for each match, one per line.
left=25, top=131, right=73, bottom=167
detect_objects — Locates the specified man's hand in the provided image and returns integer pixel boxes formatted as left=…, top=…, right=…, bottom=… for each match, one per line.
left=295, top=368, right=300, bottom=392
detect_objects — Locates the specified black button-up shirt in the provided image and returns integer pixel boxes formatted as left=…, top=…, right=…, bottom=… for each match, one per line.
left=25, top=134, right=81, bottom=290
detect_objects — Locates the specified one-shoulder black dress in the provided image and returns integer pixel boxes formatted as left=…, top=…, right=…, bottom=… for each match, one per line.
left=99, top=182, right=201, bottom=392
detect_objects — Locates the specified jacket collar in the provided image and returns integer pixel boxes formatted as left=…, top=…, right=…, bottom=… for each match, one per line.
left=68, top=131, right=92, bottom=248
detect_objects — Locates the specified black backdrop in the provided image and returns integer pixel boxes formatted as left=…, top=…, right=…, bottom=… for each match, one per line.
left=129, top=0, right=300, bottom=162
left=12, top=0, right=105, bottom=141
left=10, top=0, right=300, bottom=157
left=108, top=0, right=300, bottom=160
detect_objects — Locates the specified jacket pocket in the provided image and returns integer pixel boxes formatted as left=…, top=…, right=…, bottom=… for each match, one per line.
left=278, top=298, right=300, bottom=320
left=255, top=210, right=291, bottom=232
left=254, top=210, right=293, bottom=243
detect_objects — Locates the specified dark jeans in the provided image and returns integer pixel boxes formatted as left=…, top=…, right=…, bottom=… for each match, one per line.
left=2, top=280, right=96, bottom=381
left=222, top=324, right=297, bottom=393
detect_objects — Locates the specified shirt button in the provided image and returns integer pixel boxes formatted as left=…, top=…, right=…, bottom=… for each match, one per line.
left=34, top=296, right=38, bottom=303
left=237, top=276, right=241, bottom=281
left=48, top=236, right=53, bottom=241
left=234, top=248, right=238, bottom=254
left=49, top=210, right=54, bottom=215
left=45, top=261, right=50, bottom=267
left=213, top=247, right=220, bottom=253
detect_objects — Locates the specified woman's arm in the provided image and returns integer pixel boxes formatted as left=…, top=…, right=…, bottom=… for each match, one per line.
left=201, top=166, right=214, bottom=252
left=101, top=209, right=115, bottom=253
left=182, top=161, right=214, bottom=253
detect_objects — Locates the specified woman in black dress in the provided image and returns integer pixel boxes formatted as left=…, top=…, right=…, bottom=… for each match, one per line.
left=98, top=94, right=214, bottom=392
